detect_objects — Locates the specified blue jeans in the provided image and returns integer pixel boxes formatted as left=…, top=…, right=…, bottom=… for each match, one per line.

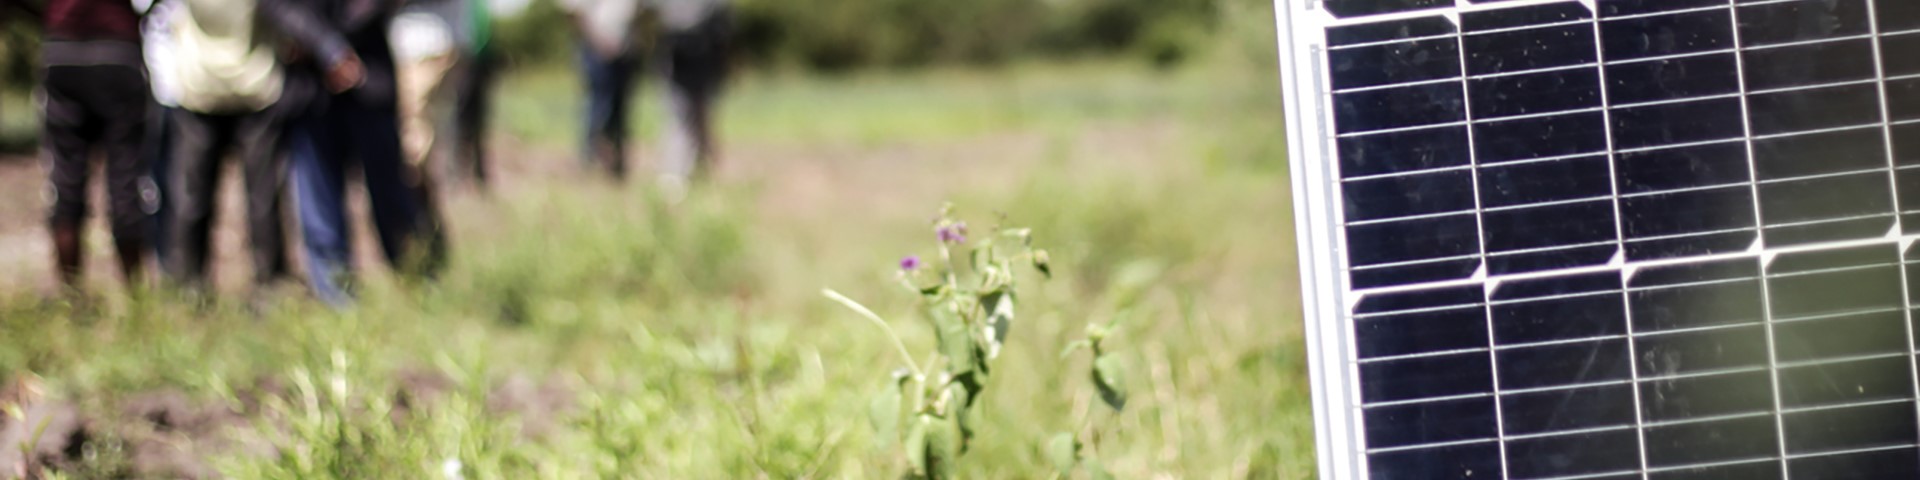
left=289, top=97, right=422, bottom=307
left=580, top=46, right=638, bottom=177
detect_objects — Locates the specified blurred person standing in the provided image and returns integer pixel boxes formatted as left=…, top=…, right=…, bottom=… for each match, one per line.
left=561, top=0, right=645, bottom=179
left=262, top=0, right=443, bottom=307
left=36, top=0, right=153, bottom=291
left=139, top=0, right=179, bottom=276
left=163, top=0, right=295, bottom=293
left=451, top=0, right=496, bottom=187
left=653, top=0, right=729, bottom=197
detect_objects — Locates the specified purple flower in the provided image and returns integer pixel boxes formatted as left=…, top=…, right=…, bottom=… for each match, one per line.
left=900, top=256, right=923, bottom=271
left=938, top=222, right=968, bottom=244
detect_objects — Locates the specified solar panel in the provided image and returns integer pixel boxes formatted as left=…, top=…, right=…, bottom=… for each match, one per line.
left=1273, top=0, right=1920, bottom=478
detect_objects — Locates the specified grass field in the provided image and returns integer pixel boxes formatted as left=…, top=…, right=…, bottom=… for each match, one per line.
left=0, top=56, right=1313, bottom=478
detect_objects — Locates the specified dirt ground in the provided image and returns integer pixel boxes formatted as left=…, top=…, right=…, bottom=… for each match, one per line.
left=0, top=115, right=1182, bottom=296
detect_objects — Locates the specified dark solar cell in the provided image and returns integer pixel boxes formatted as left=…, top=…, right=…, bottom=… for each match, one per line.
left=1338, top=125, right=1471, bottom=178
left=1323, top=0, right=1451, bottom=18
left=1624, top=231, right=1757, bottom=260
left=1476, top=156, right=1612, bottom=208
left=1781, top=402, right=1919, bottom=454
left=1505, top=430, right=1643, bottom=479
left=1468, top=68, right=1602, bottom=119
left=1876, top=0, right=1920, bottom=32
left=1480, top=199, right=1618, bottom=252
left=1496, top=339, right=1633, bottom=389
left=1735, top=0, right=1870, bottom=47
left=1766, top=215, right=1897, bottom=246
left=1636, top=325, right=1771, bottom=375
left=1366, top=442, right=1502, bottom=480
left=1354, top=307, right=1490, bottom=359
left=1610, top=97, right=1745, bottom=149
left=1464, top=24, right=1597, bottom=75
left=1354, top=284, right=1487, bottom=313
left=1642, top=415, right=1781, bottom=468
left=1600, top=11, right=1735, bottom=62
left=1330, top=38, right=1463, bottom=90
left=1788, top=448, right=1920, bottom=480
left=1629, top=279, right=1765, bottom=332
left=1614, top=141, right=1751, bottom=193
left=1334, top=83, right=1467, bottom=134
left=1605, top=53, right=1740, bottom=105
left=1756, top=171, right=1892, bottom=226
left=1328, top=16, right=1457, bottom=46
left=1745, top=83, right=1882, bottom=135
left=1885, top=33, right=1920, bottom=76
left=1638, top=370, right=1774, bottom=422
left=1342, top=170, right=1477, bottom=221
left=1739, top=38, right=1876, bottom=91
left=1776, top=355, right=1914, bottom=409
left=1473, top=111, right=1608, bottom=163
left=1486, top=243, right=1619, bottom=274
left=1650, top=461, right=1783, bottom=480
left=1770, top=310, right=1906, bottom=362
left=1363, top=397, right=1499, bottom=448
left=1619, top=186, right=1757, bottom=238
left=1351, top=259, right=1485, bottom=289
left=1461, top=1, right=1591, bottom=32
left=1490, top=270, right=1620, bottom=299
left=1345, top=214, right=1482, bottom=266
left=1595, top=0, right=1725, bottom=18
left=1895, top=123, right=1920, bottom=166
left=1501, top=384, right=1638, bottom=435
left=1888, top=77, right=1920, bottom=122
left=1360, top=351, right=1495, bottom=403
left=1492, top=293, right=1627, bottom=344
left=1752, top=127, right=1886, bottom=181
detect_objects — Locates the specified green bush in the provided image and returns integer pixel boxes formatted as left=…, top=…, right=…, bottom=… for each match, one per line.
left=495, top=0, right=1257, bottom=72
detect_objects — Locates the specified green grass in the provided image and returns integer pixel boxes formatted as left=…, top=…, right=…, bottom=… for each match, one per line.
left=0, top=57, right=1312, bottom=478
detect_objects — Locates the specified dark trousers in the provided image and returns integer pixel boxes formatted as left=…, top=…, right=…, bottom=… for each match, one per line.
left=580, top=46, right=637, bottom=178
left=148, top=104, right=176, bottom=268
left=289, top=94, right=422, bottom=307
left=453, top=47, right=496, bottom=184
left=167, top=107, right=291, bottom=287
left=42, top=63, right=151, bottom=254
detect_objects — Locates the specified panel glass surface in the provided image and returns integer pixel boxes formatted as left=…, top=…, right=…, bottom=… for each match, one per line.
left=1279, top=0, right=1920, bottom=478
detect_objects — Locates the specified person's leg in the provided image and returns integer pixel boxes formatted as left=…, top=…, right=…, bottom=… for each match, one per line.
left=580, top=46, right=611, bottom=171
left=98, top=68, right=154, bottom=286
left=165, top=109, right=230, bottom=287
left=237, top=106, right=291, bottom=286
left=341, top=97, right=428, bottom=272
left=604, top=52, right=636, bottom=179
left=40, top=67, right=93, bottom=289
left=146, top=104, right=176, bottom=272
left=455, top=48, right=494, bottom=185
left=289, top=113, right=355, bottom=307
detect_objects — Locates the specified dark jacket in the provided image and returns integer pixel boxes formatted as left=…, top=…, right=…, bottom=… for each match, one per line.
left=44, top=0, right=138, bottom=42
left=260, top=0, right=402, bottom=113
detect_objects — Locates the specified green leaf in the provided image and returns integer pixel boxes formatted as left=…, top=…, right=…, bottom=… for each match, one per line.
left=1047, top=432, right=1080, bottom=474
left=869, top=382, right=903, bottom=448
left=1093, top=354, right=1128, bottom=411
left=945, top=382, right=976, bottom=451
left=1087, top=461, right=1115, bottom=480
left=979, top=290, right=1014, bottom=360
left=905, top=418, right=929, bottom=476
left=925, top=413, right=963, bottom=479
left=934, top=308, right=976, bottom=375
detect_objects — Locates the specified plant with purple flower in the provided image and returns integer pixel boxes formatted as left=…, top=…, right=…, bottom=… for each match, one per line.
left=823, top=204, right=1056, bottom=479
